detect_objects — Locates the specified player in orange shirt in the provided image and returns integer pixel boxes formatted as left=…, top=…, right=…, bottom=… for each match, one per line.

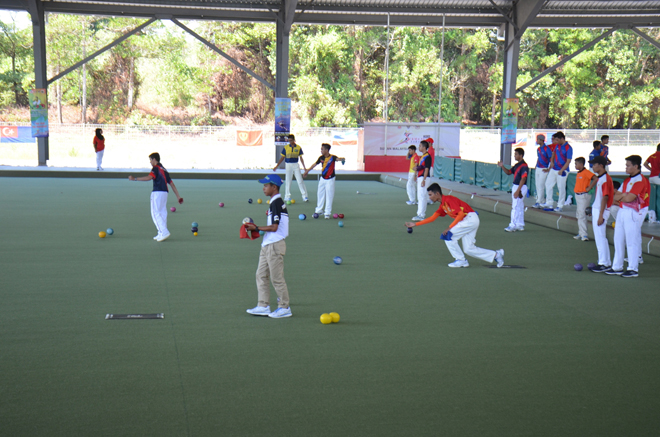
left=572, top=157, right=597, bottom=241
left=405, top=183, right=505, bottom=268
left=406, top=145, right=420, bottom=205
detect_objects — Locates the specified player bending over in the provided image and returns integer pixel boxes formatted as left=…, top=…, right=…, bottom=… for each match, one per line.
left=405, top=183, right=505, bottom=268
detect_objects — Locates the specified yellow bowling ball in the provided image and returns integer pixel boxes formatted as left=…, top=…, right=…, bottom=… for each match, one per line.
left=99, top=231, right=107, bottom=238
left=320, top=313, right=332, bottom=324
left=291, top=199, right=296, bottom=204
left=257, top=198, right=262, bottom=204
left=329, top=312, right=340, bottom=323
left=194, top=232, right=198, bottom=236
left=612, top=221, right=615, bottom=229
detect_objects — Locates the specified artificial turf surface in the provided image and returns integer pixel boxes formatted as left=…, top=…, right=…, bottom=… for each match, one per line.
left=1, top=176, right=660, bottom=436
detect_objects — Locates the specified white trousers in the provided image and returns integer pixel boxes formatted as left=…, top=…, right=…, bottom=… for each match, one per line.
left=150, top=191, right=169, bottom=237
left=649, top=176, right=660, bottom=185
left=535, top=167, right=549, bottom=205
left=96, top=150, right=104, bottom=168
left=416, top=178, right=430, bottom=218
left=592, top=209, right=611, bottom=267
left=575, top=193, right=592, bottom=237
left=509, top=184, right=528, bottom=228
left=407, top=172, right=417, bottom=202
left=612, top=207, right=642, bottom=272
left=315, top=177, right=335, bottom=216
left=284, top=162, right=308, bottom=200
left=444, top=213, right=497, bottom=263
left=635, top=207, right=648, bottom=260
left=545, top=170, right=567, bottom=208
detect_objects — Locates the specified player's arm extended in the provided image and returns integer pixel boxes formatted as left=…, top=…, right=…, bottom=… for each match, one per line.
left=407, top=212, right=441, bottom=227
left=247, top=222, right=278, bottom=232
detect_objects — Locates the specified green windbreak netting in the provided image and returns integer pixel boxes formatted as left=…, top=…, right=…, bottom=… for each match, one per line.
left=438, top=157, right=454, bottom=181
left=527, top=168, right=536, bottom=198
left=501, top=170, right=513, bottom=192
left=461, top=160, right=476, bottom=185
left=480, top=162, right=501, bottom=190
left=454, top=159, right=462, bottom=182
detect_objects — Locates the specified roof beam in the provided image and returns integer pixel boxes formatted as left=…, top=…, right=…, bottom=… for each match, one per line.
left=171, top=18, right=275, bottom=91
left=47, top=17, right=157, bottom=86
left=631, top=26, right=660, bottom=51
left=517, top=26, right=618, bottom=93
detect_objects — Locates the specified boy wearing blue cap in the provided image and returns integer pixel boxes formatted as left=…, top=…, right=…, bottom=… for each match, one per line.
left=244, top=174, right=292, bottom=318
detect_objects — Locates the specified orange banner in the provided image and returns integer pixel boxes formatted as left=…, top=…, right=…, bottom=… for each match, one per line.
left=236, top=130, right=263, bottom=147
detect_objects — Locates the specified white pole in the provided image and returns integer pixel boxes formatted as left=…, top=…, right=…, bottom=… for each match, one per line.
left=384, top=12, right=390, bottom=156
left=437, top=14, right=445, bottom=152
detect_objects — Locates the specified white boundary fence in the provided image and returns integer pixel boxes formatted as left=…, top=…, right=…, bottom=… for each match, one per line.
left=1, top=124, right=659, bottom=173
left=0, top=124, right=361, bottom=170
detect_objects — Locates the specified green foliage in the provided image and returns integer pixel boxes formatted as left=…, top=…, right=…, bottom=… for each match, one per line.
left=1, top=14, right=659, bottom=129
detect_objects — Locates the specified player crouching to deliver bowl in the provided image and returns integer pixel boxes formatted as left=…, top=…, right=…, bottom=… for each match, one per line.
left=244, top=174, right=292, bottom=318
left=405, top=183, right=505, bottom=269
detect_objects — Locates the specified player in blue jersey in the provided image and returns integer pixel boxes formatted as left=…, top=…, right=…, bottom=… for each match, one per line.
left=532, top=134, right=552, bottom=208
left=303, top=144, right=345, bottom=219
left=129, top=152, right=183, bottom=241
left=544, top=132, right=573, bottom=212
left=499, top=147, right=529, bottom=232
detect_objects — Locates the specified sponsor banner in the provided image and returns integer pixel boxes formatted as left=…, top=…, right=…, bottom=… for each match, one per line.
left=274, top=98, right=291, bottom=146
left=501, top=98, right=518, bottom=144
left=331, top=130, right=359, bottom=147
left=0, top=126, right=35, bottom=143
left=363, top=123, right=460, bottom=157
left=29, top=89, right=49, bottom=138
left=236, top=130, right=264, bottom=147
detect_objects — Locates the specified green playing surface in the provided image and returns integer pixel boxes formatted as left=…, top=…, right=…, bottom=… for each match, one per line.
left=2, top=177, right=659, bottom=436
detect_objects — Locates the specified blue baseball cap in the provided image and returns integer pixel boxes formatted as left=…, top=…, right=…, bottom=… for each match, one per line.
left=258, top=174, right=283, bottom=186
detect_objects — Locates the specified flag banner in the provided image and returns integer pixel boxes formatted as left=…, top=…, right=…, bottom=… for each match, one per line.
left=0, top=126, right=36, bottom=143
left=501, top=98, right=519, bottom=144
left=274, top=98, right=291, bottom=146
left=236, top=130, right=264, bottom=146
left=363, top=123, right=460, bottom=157
left=331, top=130, right=359, bottom=147
left=29, top=89, right=49, bottom=138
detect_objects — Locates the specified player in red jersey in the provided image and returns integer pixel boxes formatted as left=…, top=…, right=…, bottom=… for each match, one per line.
left=405, top=183, right=504, bottom=268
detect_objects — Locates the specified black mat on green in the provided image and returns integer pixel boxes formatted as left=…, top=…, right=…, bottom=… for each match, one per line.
left=2, top=177, right=660, bottom=436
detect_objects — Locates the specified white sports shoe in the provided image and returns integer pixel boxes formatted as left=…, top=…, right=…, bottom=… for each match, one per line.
left=303, top=197, right=309, bottom=202
left=268, top=307, right=292, bottom=318
left=406, top=200, right=415, bottom=205
left=495, top=249, right=505, bottom=268
left=411, top=216, right=424, bottom=221
left=504, top=226, right=517, bottom=232
left=153, top=235, right=160, bottom=240
left=156, top=233, right=170, bottom=242
left=448, top=259, right=469, bottom=268
left=515, top=227, right=525, bottom=232
left=246, top=305, right=271, bottom=316
left=554, top=207, right=563, bottom=212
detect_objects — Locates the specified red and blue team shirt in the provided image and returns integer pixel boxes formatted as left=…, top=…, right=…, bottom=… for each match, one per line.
left=619, top=173, right=650, bottom=211
left=552, top=142, right=573, bottom=176
left=588, top=145, right=610, bottom=168
left=417, top=152, right=432, bottom=178
left=436, top=195, right=475, bottom=219
left=315, top=154, right=340, bottom=179
left=511, top=160, right=529, bottom=185
left=536, top=144, right=552, bottom=169
left=150, top=164, right=172, bottom=192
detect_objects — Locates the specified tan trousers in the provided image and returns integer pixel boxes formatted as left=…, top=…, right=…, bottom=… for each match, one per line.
left=575, top=193, right=592, bottom=237
left=256, top=240, right=289, bottom=308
